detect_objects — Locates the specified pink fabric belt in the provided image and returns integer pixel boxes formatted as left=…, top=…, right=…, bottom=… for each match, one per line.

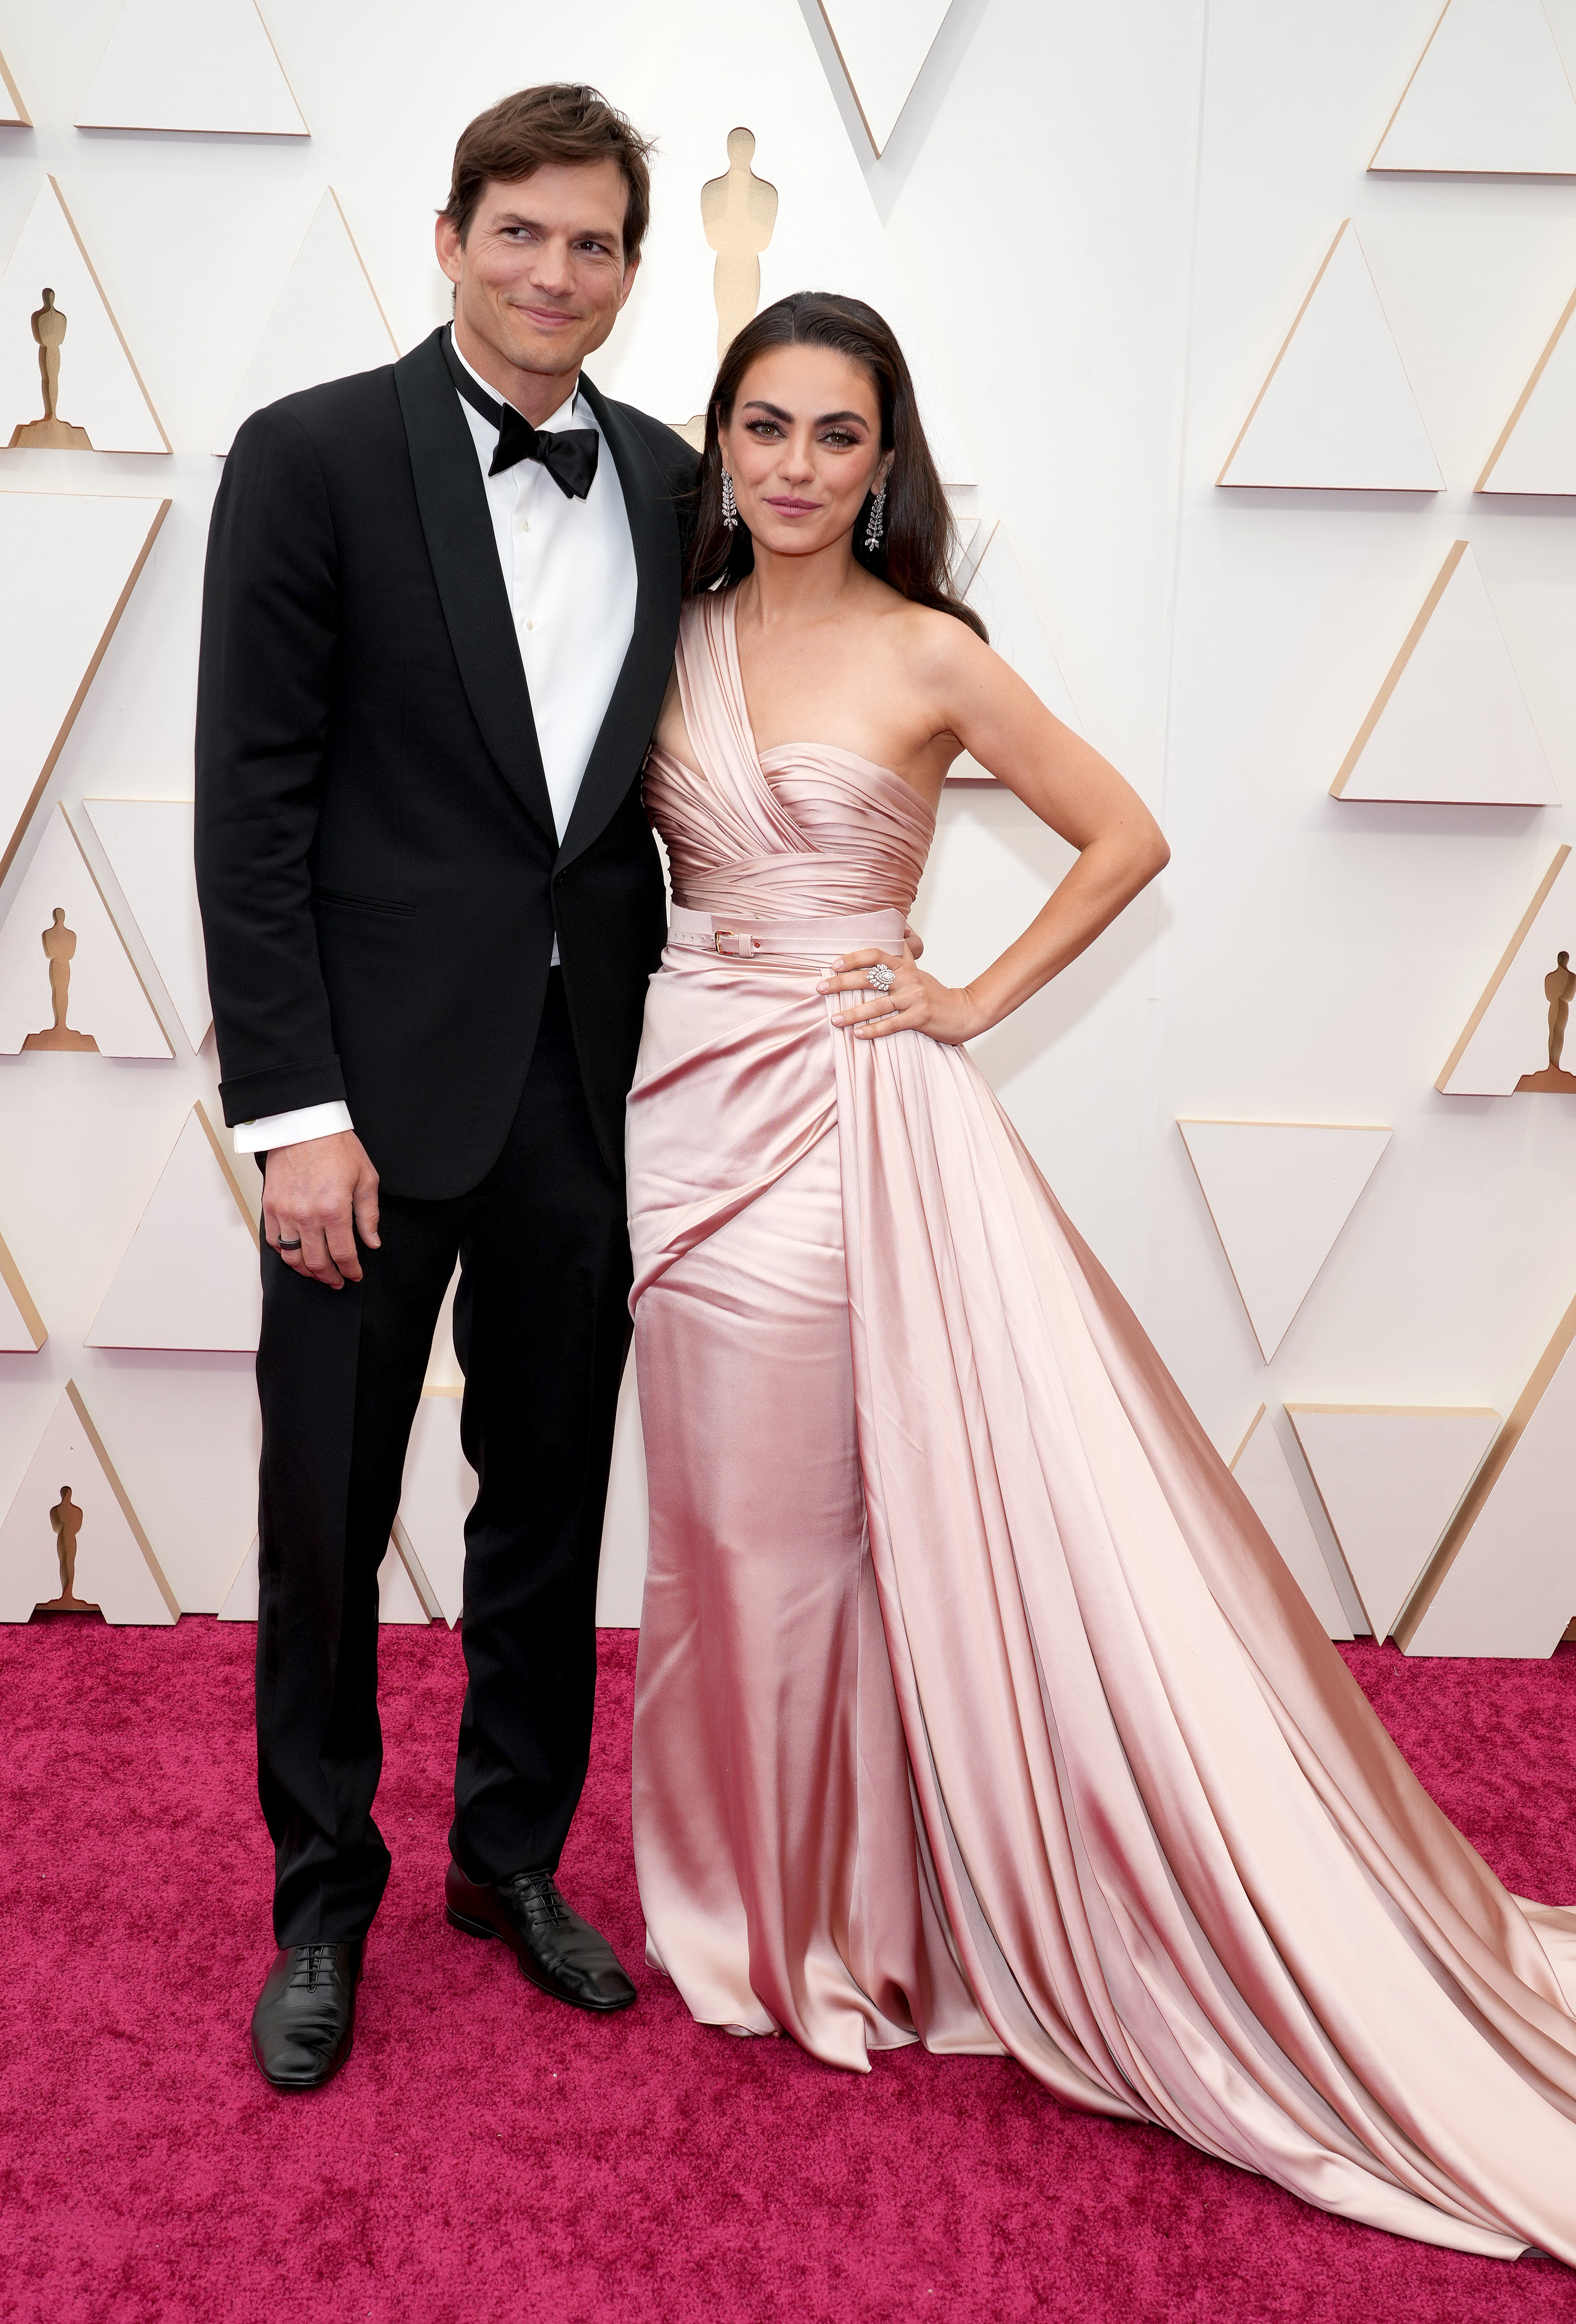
left=667, top=904, right=907, bottom=959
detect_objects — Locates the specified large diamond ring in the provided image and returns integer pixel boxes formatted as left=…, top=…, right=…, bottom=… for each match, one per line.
left=867, top=963, right=894, bottom=994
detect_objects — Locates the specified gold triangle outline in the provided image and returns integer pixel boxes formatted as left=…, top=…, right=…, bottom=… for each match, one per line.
left=1367, top=0, right=1452, bottom=170
left=1219, top=222, right=1351, bottom=487
left=1477, top=279, right=1576, bottom=491
left=79, top=793, right=211, bottom=1053
left=0, top=1224, right=45, bottom=1349
left=1216, top=219, right=1440, bottom=491
left=85, top=1100, right=257, bottom=1345
left=37, top=800, right=175, bottom=1056
left=814, top=0, right=952, bottom=156
left=28, top=1378, right=182, bottom=1619
left=1331, top=539, right=1467, bottom=795
left=0, top=498, right=170, bottom=886
left=1393, top=1289, right=1576, bottom=1646
left=1369, top=0, right=1576, bottom=179
left=32, top=175, right=173, bottom=450
left=1177, top=1117, right=1392, bottom=1362
left=1435, top=841, right=1571, bottom=1090
left=75, top=0, right=310, bottom=136
left=0, top=44, right=30, bottom=125
left=1227, top=1400, right=1269, bottom=1471
left=1284, top=1400, right=1498, bottom=1636
left=217, top=186, right=398, bottom=456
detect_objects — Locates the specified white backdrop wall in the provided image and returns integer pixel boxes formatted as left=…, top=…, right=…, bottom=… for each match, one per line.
left=0, top=0, right=1572, bottom=1637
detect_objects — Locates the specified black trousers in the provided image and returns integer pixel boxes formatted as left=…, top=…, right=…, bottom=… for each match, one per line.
left=254, top=974, right=632, bottom=1945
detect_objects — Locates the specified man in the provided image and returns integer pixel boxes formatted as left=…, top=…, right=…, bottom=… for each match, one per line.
left=196, top=83, right=695, bottom=2090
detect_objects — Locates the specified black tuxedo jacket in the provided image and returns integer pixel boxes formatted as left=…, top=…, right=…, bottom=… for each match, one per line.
left=195, top=326, right=696, bottom=1200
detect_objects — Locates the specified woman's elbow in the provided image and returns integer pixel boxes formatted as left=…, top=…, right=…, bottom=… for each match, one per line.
left=1131, top=813, right=1169, bottom=888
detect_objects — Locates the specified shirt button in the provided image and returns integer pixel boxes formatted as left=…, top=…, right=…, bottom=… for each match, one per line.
left=518, top=517, right=531, bottom=532
left=525, top=619, right=534, bottom=631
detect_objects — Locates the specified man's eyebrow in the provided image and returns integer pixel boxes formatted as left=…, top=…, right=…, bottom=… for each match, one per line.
left=739, top=400, right=872, bottom=427
left=490, top=209, right=620, bottom=242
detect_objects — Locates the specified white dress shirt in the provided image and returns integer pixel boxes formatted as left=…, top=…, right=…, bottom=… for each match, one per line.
left=236, top=330, right=638, bottom=1155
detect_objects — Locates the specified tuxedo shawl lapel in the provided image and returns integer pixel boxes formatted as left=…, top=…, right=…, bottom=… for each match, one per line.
left=393, top=328, right=557, bottom=844
left=557, top=373, right=682, bottom=872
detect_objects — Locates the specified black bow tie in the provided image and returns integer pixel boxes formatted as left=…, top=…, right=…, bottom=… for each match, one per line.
left=442, top=331, right=599, bottom=500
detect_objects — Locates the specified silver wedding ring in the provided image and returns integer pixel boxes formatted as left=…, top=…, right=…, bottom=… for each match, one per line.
left=867, top=963, right=893, bottom=994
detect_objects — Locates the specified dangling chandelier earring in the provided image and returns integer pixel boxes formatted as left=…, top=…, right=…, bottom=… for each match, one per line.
left=721, top=469, right=738, bottom=532
left=864, top=477, right=887, bottom=552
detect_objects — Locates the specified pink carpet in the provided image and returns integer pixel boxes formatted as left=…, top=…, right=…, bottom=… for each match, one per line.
left=5, top=1619, right=1576, bottom=2323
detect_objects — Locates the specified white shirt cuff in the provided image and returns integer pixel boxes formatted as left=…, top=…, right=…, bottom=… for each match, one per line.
left=233, top=1100, right=354, bottom=1153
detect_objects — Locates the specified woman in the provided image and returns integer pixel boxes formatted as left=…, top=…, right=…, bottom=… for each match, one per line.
left=626, top=292, right=1576, bottom=2260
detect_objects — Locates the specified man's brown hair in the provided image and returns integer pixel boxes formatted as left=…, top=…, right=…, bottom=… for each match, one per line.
left=440, top=83, right=655, bottom=262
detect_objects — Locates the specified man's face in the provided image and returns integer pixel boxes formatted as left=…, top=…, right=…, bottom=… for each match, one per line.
left=436, top=159, right=638, bottom=388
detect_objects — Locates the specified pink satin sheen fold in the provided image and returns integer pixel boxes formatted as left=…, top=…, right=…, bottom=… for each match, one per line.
left=627, top=590, right=1576, bottom=2261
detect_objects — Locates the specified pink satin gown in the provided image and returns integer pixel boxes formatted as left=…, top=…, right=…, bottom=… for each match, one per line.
left=627, top=589, right=1576, bottom=2262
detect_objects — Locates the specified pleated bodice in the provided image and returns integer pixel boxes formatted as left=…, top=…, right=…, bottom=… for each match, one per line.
left=643, top=591, right=933, bottom=923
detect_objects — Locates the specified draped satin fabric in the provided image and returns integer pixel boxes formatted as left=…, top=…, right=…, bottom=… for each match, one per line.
left=627, top=589, right=1576, bottom=2261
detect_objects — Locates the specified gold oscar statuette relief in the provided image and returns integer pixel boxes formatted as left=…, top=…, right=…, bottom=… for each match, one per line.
left=35, top=1486, right=101, bottom=1615
left=21, top=907, right=99, bottom=1051
left=9, top=288, right=93, bottom=451
left=676, top=130, right=780, bottom=450
left=701, top=128, right=780, bottom=366
left=1515, top=951, right=1576, bottom=1093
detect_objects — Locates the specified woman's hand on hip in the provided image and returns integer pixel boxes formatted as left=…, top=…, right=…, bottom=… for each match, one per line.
left=817, top=946, right=983, bottom=1046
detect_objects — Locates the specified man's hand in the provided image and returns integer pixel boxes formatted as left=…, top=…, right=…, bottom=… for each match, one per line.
left=262, top=1131, right=380, bottom=1290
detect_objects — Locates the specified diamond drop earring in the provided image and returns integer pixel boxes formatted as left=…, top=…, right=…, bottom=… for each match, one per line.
left=721, top=469, right=738, bottom=531
left=863, top=479, right=887, bottom=552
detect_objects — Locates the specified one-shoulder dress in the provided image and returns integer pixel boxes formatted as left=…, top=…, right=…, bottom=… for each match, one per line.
left=625, top=588, right=1576, bottom=2262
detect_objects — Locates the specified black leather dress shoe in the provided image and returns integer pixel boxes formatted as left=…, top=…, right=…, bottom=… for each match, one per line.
left=250, top=1940, right=364, bottom=2090
left=445, top=1861, right=636, bottom=2013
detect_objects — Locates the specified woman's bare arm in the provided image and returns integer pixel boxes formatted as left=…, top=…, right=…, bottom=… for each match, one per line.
left=822, top=615, right=1169, bottom=1044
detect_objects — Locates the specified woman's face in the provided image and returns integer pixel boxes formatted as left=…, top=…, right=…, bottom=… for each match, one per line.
left=718, top=343, right=891, bottom=562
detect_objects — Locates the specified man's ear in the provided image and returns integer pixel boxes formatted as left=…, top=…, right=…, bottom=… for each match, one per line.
left=617, top=252, right=641, bottom=310
left=435, top=213, right=464, bottom=287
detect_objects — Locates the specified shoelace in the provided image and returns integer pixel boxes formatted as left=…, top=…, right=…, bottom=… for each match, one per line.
left=286, top=1944, right=345, bottom=1991
left=504, top=1871, right=566, bottom=1928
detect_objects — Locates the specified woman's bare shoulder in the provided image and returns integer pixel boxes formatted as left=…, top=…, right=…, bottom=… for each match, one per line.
left=871, top=592, right=994, bottom=687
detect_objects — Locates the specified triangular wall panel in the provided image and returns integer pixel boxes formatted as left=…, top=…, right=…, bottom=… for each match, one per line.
left=0, top=493, right=169, bottom=882
left=77, top=0, right=308, bottom=136
left=1437, top=844, right=1575, bottom=1093
left=947, top=522, right=1082, bottom=782
left=219, top=1531, right=431, bottom=1624
left=83, top=798, right=211, bottom=1051
left=817, top=0, right=953, bottom=153
left=0, top=1380, right=178, bottom=1622
left=0, top=804, right=171, bottom=1057
left=0, top=45, right=30, bottom=125
left=1286, top=1405, right=1498, bottom=1638
left=0, top=1225, right=46, bottom=1350
left=594, top=0, right=975, bottom=483
left=1398, top=1292, right=1576, bottom=1656
left=0, top=178, right=169, bottom=452
left=1477, top=282, right=1576, bottom=495
left=1331, top=541, right=1558, bottom=802
left=949, top=514, right=983, bottom=592
left=1229, top=1405, right=1354, bottom=1638
left=216, top=190, right=398, bottom=454
left=87, top=1103, right=259, bottom=1350
left=1218, top=221, right=1443, bottom=491
left=1178, top=1119, right=1392, bottom=1360
left=1370, top=0, right=1576, bottom=177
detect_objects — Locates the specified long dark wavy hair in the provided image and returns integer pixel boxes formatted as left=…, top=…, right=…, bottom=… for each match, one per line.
left=683, top=291, right=986, bottom=640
